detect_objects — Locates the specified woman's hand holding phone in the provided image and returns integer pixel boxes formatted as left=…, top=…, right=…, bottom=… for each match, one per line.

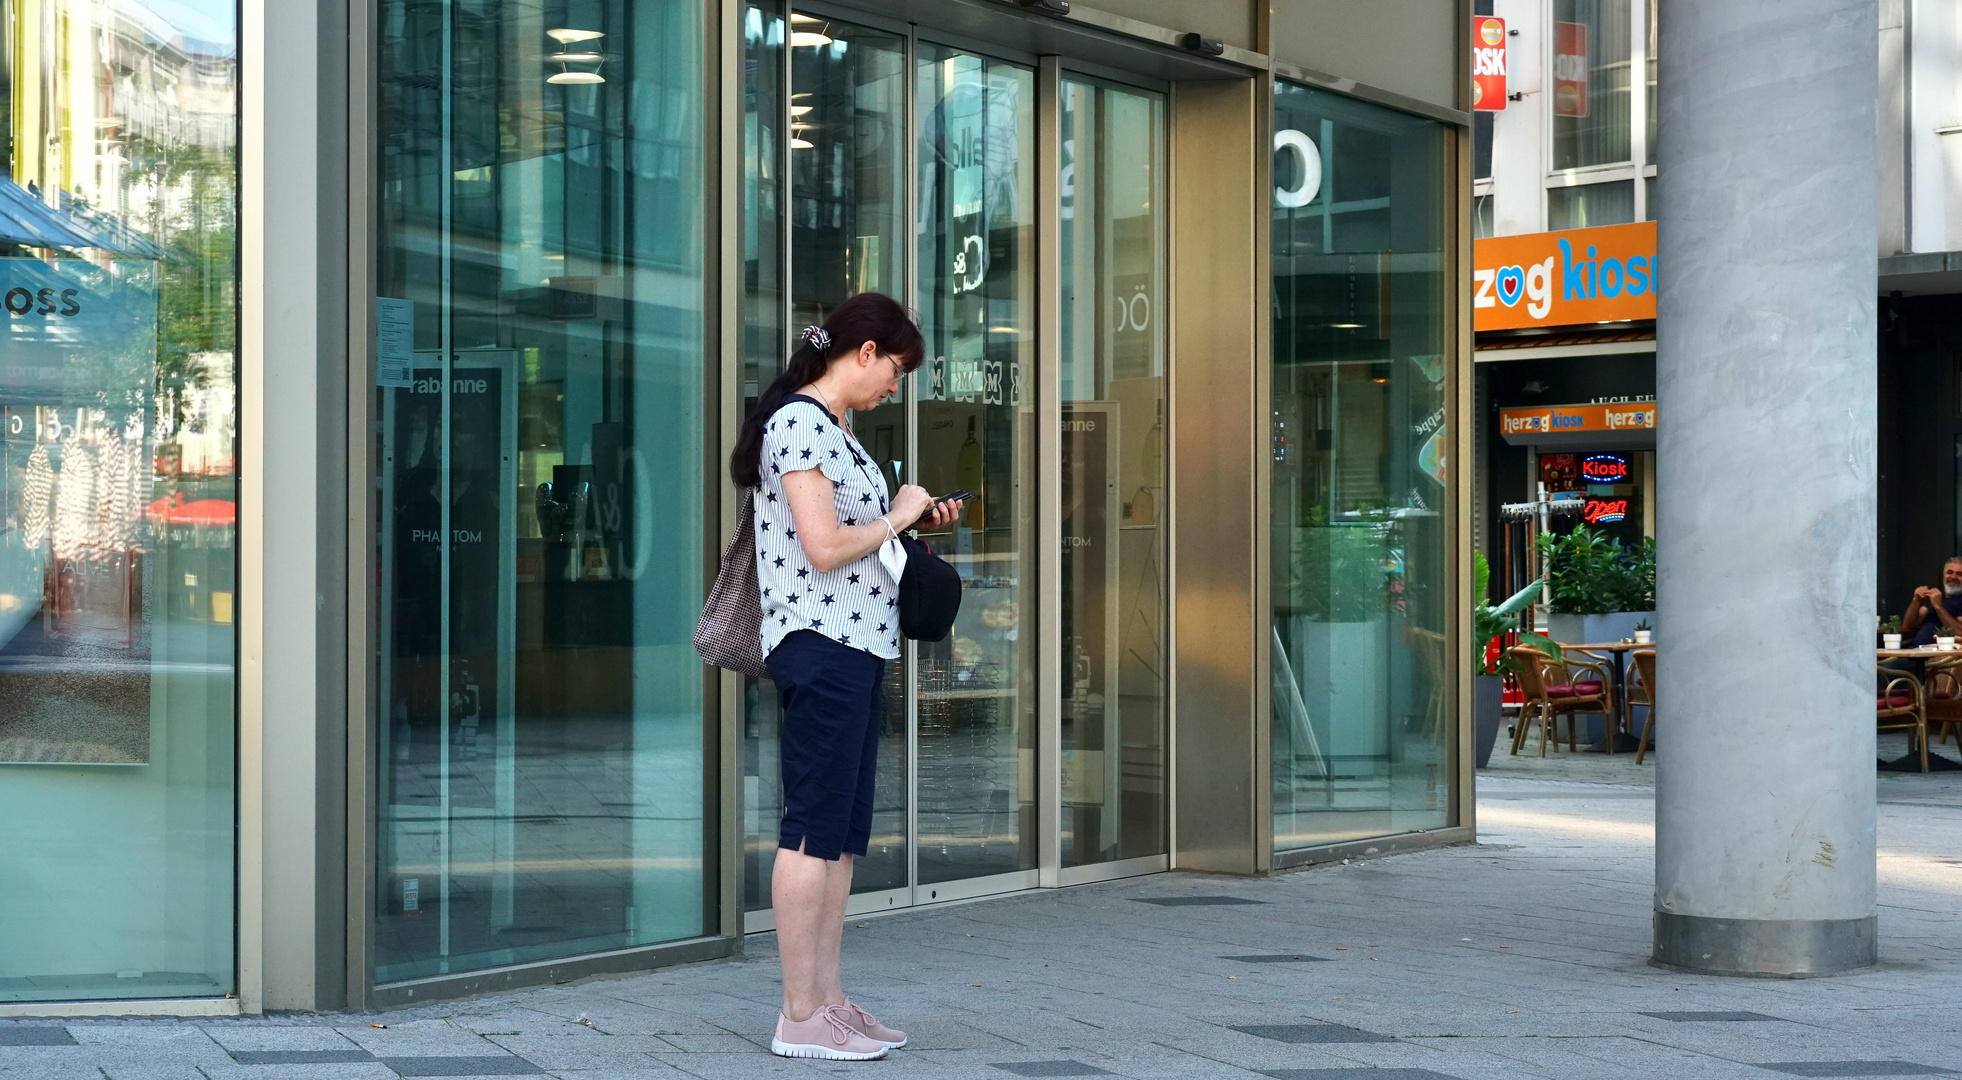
left=886, top=485, right=966, bottom=532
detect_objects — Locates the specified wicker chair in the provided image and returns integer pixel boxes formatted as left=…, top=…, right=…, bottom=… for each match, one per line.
left=1923, top=662, right=1962, bottom=753
left=1877, top=666, right=1931, bottom=774
left=1632, top=649, right=1657, bottom=764
left=1508, top=645, right=1615, bottom=756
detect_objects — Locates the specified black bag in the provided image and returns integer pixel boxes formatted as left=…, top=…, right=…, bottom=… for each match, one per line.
left=897, top=532, right=963, bottom=642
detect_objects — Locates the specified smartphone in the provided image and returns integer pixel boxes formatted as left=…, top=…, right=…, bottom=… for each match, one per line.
left=929, top=489, right=972, bottom=515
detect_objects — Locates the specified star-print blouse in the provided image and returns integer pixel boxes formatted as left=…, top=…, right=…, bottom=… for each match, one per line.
left=754, top=396, right=900, bottom=661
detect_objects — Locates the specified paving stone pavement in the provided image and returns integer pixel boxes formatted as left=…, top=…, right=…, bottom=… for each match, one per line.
left=4, top=752, right=1959, bottom=1080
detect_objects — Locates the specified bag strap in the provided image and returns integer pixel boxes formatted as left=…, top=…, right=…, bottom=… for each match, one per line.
left=777, top=394, right=891, bottom=516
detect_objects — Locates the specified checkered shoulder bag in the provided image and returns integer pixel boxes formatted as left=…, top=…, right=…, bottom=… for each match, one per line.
left=694, top=487, right=769, bottom=679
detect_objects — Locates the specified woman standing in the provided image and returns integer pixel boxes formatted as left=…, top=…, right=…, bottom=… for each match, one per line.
left=730, top=292, right=963, bottom=1061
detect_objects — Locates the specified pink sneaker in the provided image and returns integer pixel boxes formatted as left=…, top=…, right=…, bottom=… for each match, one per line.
left=841, top=999, right=907, bottom=1048
left=771, top=1004, right=890, bottom=1060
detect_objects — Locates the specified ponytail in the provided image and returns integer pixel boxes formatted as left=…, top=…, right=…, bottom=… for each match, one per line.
left=729, top=292, right=923, bottom=488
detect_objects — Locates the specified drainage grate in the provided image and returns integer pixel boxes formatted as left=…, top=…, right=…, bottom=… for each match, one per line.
left=378, top=1057, right=546, bottom=1076
left=234, top=1050, right=378, bottom=1064
left=0, top=1026, right=74, bottom=1047
left=1233, top=1024, right=1394, bottom=1044
left=1264, top=1070, right=1465, bottom=1080
left=1642, top=1011, right=1785, bottom=1023
left=1752, top=1064, right=1957, bottom=1077
left=1131, top=896, right=1265, bottom=907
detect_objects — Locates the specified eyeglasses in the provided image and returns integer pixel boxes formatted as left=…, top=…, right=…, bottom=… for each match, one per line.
left=882, top=353, right=906, bottom=382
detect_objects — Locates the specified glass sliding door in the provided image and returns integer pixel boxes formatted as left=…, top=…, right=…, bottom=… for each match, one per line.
left=914, top=44, right=1037, bottom=888
left=373, top=0, right=710, bottom=982
left=1270, top=82, right=1450, bottom=851
left=0, top=0, right=237, bottom=1003
left=1057, top=78, right=1167, bottom=869
left=742, top=10, right=911, bottom=912
left=736, top=30, right=1180, bottom=913
left=790, top=13, right=909, bottom=897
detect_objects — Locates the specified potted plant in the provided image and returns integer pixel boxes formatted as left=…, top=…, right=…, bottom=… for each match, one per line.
left=1472, top=551, right=1561, bottom=769
left=1881, top=615, right=1903, bottom=650
left=1632, top=618, right=1652, bottom=645
left=1538, top=525, right=1656, bottom=646
left=1281, top=513, right=1393, bottom=765
left=1936, top=623, right=1956, bottom=650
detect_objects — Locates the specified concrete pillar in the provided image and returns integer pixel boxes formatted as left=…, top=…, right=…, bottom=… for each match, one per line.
left=1653, top=0, right=1878, bottom=975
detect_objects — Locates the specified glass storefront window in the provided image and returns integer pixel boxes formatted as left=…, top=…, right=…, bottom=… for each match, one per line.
left=1548, top=180, right=1634, bottom=230
left=1551, top=0, right=1632, bottom=170
left=915, top=44, right=1037, bottom=887
left=373, top=0, right=709, bottom=982
left=1058, top=77, right=1167, bottom=868
left=0, top=0, right=237, bottom=1003
left=1271, top=81, right=1450, bottom=851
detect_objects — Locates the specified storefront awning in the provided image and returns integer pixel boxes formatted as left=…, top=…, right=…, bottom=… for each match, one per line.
left=1476, top=325, right=1655, bottom=361
left=0, top=178, right=157, bottom=255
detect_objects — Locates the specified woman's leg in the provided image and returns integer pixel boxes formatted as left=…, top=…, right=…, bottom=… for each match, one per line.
left=773, top=845, right=855, bottom=1021
left=815, top=852, right=854, bottom=1004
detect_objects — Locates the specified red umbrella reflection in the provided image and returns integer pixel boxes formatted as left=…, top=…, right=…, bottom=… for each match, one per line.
left=145, top=493, right=236, bottom=526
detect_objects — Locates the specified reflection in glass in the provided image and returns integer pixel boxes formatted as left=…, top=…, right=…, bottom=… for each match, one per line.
left=739, top=1, right=787, bottom=919
left=1644, top=0, right=1657, bottom=163
left=1271, top=82, right=1449, bottom=850
left=1058, top=79, right=1167, bottom=868
left=1551, top=0, right=1631, bottom=170
left=1547, top=180, right=1634, bottom=230
left=914, top=45, right=1036, bottom=886
left=0, top=0, right=236, bottom=1003
left=374, top=0, right=708, bottom=981
left=744, top=13, right=910, bottom=911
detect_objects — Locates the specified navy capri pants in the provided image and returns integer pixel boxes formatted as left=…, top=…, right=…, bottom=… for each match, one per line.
left=766, top=629, right=885, bottom=861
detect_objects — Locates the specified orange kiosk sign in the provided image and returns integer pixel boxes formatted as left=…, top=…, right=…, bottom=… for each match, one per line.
left=1472, top=17, right=1507, bottom=111
left=1473, top=221, right=1656, bottom=331
left=1498, top=401, right=1656, bottom=438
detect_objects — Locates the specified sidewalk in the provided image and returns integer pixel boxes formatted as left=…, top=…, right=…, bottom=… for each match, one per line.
left=4, top=747, right=1959, bottom=1079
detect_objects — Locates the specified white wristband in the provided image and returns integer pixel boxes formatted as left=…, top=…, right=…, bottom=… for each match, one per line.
left=880, top=515, right=898, bottom=541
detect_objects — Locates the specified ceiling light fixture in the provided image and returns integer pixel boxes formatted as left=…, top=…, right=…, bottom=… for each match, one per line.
left=792, top=30, right=833, bottom=46
left=547, top=28, right=605, bottom=85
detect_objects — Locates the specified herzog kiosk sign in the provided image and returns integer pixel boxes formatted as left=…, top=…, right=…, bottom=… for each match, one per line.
left=1473, top=221, right=1655, bottom=331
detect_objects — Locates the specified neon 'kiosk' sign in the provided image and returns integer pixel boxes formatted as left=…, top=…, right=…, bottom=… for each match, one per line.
left=1580, top=453, right=1629, bottom=484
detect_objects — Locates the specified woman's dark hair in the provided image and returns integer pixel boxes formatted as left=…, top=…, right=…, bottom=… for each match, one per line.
left=730, top=291, right=924, bottom=487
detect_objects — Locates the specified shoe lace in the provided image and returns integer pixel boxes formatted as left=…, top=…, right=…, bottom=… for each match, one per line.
left=815, top=1004, right=861, bottom=1045
left=843, top=1000, right=879, bottom=1029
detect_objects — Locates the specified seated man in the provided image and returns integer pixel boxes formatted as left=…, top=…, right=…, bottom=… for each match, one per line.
left=1903, top=557, right=1962, bottom=646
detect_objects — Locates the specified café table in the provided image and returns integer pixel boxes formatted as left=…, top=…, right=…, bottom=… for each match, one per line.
left=1564, top=641, right=1654, bottom=754
left=1876, top=646, right=1962, bottom=660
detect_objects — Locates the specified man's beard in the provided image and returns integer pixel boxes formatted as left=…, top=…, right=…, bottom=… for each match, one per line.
left=1944, top=583, right=1962, bottom=596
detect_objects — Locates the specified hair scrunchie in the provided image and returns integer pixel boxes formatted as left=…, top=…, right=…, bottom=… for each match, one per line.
left=801, top=325, right=832, bottom=352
